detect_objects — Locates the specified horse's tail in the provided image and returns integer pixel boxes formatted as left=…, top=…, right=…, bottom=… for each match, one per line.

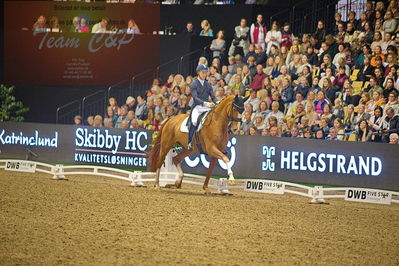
left=147, top=118, right=169, bottom=172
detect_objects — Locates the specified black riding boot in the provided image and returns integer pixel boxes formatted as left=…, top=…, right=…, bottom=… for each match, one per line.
left=187, top=124, right=197, bottom=150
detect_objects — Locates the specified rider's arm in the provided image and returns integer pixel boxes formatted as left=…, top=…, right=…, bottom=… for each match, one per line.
left=190, top=82, right=205, bottom=105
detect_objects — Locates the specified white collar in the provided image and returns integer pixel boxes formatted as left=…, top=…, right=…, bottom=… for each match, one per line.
left=198, top=78, right=205, bottom=86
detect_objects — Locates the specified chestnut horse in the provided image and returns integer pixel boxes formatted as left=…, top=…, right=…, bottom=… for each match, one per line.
left=147, top=95, right=246, bottom=194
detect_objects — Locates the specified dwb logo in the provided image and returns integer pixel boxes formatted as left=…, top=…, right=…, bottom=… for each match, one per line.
left=262, top=146, right=276, bottom=172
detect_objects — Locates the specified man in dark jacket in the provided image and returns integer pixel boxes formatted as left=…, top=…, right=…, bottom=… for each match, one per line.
left=382, top=107, right=399, bottom=142
left=187, top=64, right=217, bottom=150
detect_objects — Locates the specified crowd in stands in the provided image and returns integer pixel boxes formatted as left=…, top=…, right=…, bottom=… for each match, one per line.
left=32, top=15, right=140, bottom=34
left=74, top=0, right=399, bottom=144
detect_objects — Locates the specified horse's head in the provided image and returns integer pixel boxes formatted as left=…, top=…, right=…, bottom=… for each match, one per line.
left=232, top=95, right=248, bottom=114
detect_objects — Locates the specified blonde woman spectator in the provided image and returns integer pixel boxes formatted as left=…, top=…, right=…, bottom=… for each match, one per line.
left=265, top=21, right=282, bottom=54
left=304, top=103, right=319, bottom=126
left=285, top=45, right=300, bottom=66
left=230, top=75, right=245, bottom=96
left=389, top=133, right=399, bottom=144
left=92, top=115, right=103, bottom=127
left=305, top=90, right=317, bottom=106
left=172, top=74, right=186, bottom=93
left=332, top=43, right=346, bottom=68
left=210, top=30, right=225, bottom=58
left=87, top=116, right=94, bottom=126
left=269, top=126, right=281, bottom=137
left=199, top=20, right=213, bottom=37
left=126, top=19, right=140, bottom=34
left=319, top=68, right=335, bottom=88
left=248, top=126, right=259, bottom=136
left=297, top=55, right=312, bottom=75
left=271, top=56, right=284, bottom=79
left=241, top=65, right=252, bottom=87
left=332, top=98, right=344, bottom=120
left=198, top=56, right=208, bottom=66
left=288, top=54, right=302, bottom=79
left=280, top=46, right=289, bottom=64
left=332, top=118, right=345, bottom=140
left=185, top=76, right=193, bottom=86
left=49, top=16, right=61, bottom=32
left=344, top=104, right=356, bottom=133
left=264, top=58, right=274, bottom=76
left=104, top=118, right=113, bottom=128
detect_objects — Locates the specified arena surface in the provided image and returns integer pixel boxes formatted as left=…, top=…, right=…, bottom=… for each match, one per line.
left=1, top=171, right=398, bottom=265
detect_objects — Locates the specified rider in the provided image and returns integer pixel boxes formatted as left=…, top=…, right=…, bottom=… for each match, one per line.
left=187, top=64, right=218, bottom=150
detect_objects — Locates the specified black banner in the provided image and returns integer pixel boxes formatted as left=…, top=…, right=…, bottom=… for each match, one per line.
left=1, top=122, right=398, bottom=190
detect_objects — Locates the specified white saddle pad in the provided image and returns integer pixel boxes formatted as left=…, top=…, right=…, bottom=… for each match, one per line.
left=180, top=112, right=210, bottom=133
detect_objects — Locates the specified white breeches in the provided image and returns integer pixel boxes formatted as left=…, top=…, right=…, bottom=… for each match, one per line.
left=191, top=105, right=211, bottom=126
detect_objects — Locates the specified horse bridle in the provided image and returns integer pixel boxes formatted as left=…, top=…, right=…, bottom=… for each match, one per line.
left=211, top=98, right=243, bottom=123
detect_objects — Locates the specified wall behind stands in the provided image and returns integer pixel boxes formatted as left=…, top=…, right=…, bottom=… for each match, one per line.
left=1, top=122, right=398, bottom=191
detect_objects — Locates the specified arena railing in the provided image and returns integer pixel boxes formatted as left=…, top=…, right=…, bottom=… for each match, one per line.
left=156, top=57, right=181, bottom=83
left=179, top=49, right=203, bottom=78
left=55, top=100, right=81, bottom=125
left=82, top=90, right=107, bottom=124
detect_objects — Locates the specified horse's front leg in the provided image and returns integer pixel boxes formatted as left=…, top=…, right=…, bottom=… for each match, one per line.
left=207, top=148, right=235, bottom=185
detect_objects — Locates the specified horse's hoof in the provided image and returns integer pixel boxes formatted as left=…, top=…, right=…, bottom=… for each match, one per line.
left=175, top=181, right=182, bottom=189
left=204, top=190, right=212, bottom=196
left=228, top=179, right=236, bottom=185
left=164, top=184, right=176, bottom=189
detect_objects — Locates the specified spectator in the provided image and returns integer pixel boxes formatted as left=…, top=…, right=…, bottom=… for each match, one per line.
left=265, top=21, right=282, bottom=54
left=199, top=20, right=213, bottom=37
left=49, top=16, right=61, bottom=32
left=382, top=107, right=399, bottom=141
left=389, top=133, right=399, bottom=144
left=332, top=98, right=344, bottom=120
left=384, top=92, right=399, bottom=114
left=245, top=90, right=260, bottom=111
left=115, top=105, right=129, bottom=128
left=240, top=111, right=253, bottom=134
left=228, top=19, right=250, bottom=56
left=383, top=11, right=397, bottom=34
left=314, top=91, right=329, bottom=115
left=266, top=101, right=284, bottom=124
left=365, top=76, right=384, bottom=98
left=250, top=14, right=267, bottom=50
left=249, top=64, right=267, bottom=91
left=332, top=118, right=345, bottom=140
left=70, top=16, right=80, bottom=32
left=87, top=116, right=94, bottom=126
left=182, top=22, right=196, bottom=36
left=248, top=126, right=258, bottom=136
left=356, top=120, right=372, bottom=142
left=353, top=104, right=370, bottom=129
left=93, top=115, right=103, bottom=127
left=33, top=15, right=47, bottom=32
left=135, top=96, right=148, bottom=120
left=74, top=115, right=82, bottom=125
left=210, top=30, right=226, bottom=59
left=280, top=23, right=294, bottom=49
left=78, top=17, right=89, bottom=33
left=280, top=78, right=294, bottom=104
left=126, top=19, right=140, bottom=34
left=381, top=33, right=395, bottom=54
left=344, top=104, right=356, bottom=133
left=314, top=20, right=326, bottom=49
left=314, top=128, right=326, bottom=140
left=91, top=17, right=109, bottom=33
left=104, top=118, right=113, bottom=129
left=357, top=56, right=374, bottom=82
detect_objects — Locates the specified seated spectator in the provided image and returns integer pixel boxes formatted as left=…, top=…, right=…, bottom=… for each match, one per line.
left=269, top=126, right=281, bottom=137
left=271, top=57, right=283, bottom=79
left=290, top=103, right=306, bottom=125
left=135, top=96, right=148, bottom=120
left=288, top=54, right=302, bottom=80
left=332, top=98, right=344, bottom=119
left=382, top=78, right=397, bottom=99
left=384, top=92, right=399, bottom=115
left=249, top=65, right=267, bottom=91
left=366, top=91, right=386, bottom=115
left=306, top=46, right=318, bottom=66
left=104, top=118, right=113, bottom=129
left=267, top=45, right=280, bottom=59
left=364, top=76, right=384, bottom=98
left=126, top=96, right=136, bottom=112
left=49, top=16, right=61, bottom=32
left=332, top=118, right=345, bottom=140
left=228, top=19, right=250, bottom=56
left=254, top=45, right=267, bottom=66
left=210, top=30, right=226, bottom=59
left=91, top=17, right=109, bottom=33
left=78, top=17, right=90, bottom=33
left=389, top=133, right=399, bottom=144
left=126, top=19, right=140, bottom=34
left=266, top=101, right=284, bottom=124
left=333, top=66, right=349, bottom=91
left=356, top=45, right=373, bottom=70
left=343, top=104, right=356, bottom=133
left=287, top=92, right=305, bottom=116
left=353, top=104, right=370, bottom=129
left=264, top=57, right=274, bottom=76
left=115, top=105, right=129, bottom=128
left=199, top=20, right=213, bottom=37
left=270, top=92, right=285, bottom=113
left=286, top=45, right=300, bottom=66
left=383, top=11, right=397, bottom=34
left=182, top=22, right=196, bottom=36
left=130, top=118, right=141, bottom=129
left=253, top=115, right=266, bottom=133
left=92, top=115, right=103, bottom=128
left=381, top=107, right=399, bottom=141
left=280, top=78, right=294, bottom=104
left=33, top=15, right=47, bottom=32
left=241, top=65, right=253, bottom=87
left=314, top=90, right=329, bottom=115
left=321, top=78, right=336, bottom=104
left=326, top=127, right=339, bottom=140
left=248, top=126, right=258, bottom=136
left=356, top=120, right=372, bottom=142
left=255, top=100, right=270, bottom=120
left=87, top=116, right=94, bottom=126
left=304, top=103, right=319, bottom=126
left=314, top=128, right=326, bottom=140
left=381, top=33, right=395, bottom=54
left=321, top=104, right=335, bottom=126
left=265, top=21, right=282, bottom=54
left=240, top=111, right=253, bottom=134
left=74, top=115, right=82, bottom=125
left=70, top=16, right=80, bottom=32
left=368, top=106, right=388, bottom=141
left=309, top=77, right=321, bottom=94
left=261, top=128, right=270, bottom=136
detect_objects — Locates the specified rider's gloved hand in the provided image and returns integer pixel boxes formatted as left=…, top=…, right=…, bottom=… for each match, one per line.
left=203, top=102, right=215, bottom=108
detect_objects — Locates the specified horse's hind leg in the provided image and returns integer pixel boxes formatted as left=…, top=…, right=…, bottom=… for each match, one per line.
left=172, top=149, right=193, bottom=188
left=203, top=157, right=217, bottom=195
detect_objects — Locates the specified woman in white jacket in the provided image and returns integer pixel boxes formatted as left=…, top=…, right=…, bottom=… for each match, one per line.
left=265, top=21, right=282, bottom=54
